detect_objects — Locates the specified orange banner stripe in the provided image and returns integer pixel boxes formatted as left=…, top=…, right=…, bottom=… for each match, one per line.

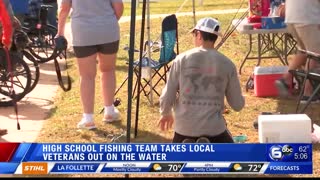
left=22, top=162, right=48, bottom=175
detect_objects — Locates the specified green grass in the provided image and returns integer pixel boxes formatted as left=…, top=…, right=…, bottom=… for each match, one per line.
left=34, top=5, right=320, bottom=178
left=123, top=0, right=248, bottom=16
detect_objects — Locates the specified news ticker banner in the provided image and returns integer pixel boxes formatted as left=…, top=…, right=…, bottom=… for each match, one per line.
left=0, top=143, right=312, bottom=174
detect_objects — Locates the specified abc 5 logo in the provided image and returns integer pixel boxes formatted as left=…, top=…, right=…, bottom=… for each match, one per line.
left=269, top=145, right=293, bottom=161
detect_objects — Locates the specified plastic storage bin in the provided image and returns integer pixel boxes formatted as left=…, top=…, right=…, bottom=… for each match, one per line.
left=258, top=114, right=312, bottom=143
left=261, top=16, right=286, bottom=29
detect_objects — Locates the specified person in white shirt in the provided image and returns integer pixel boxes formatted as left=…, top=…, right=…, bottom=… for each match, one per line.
left=275, top=0, right=320, bottom=103
left=158, top=18, right=245, bottom=143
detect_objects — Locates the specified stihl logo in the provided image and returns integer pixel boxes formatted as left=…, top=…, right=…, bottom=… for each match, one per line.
left=22, top=162, right=47, bottom=174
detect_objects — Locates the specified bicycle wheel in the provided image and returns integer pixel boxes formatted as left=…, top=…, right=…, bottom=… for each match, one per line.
left=0, top=50, right=32, bottom=106
left=25, top=25, right=57, bottom=63
left=22, top=50, right=40, bottom=93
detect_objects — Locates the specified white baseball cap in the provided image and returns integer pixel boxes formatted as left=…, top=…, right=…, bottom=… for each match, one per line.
left=190, top=17, right=222, bottom=36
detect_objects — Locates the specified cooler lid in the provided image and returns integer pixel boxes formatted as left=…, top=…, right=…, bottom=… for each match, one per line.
left=254, top=66, right=288, bottom=75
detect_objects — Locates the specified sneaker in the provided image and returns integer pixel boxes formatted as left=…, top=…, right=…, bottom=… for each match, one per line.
left=182, top=138, right=196, bottom=143
left=275, top=78, right=290, bottom=97
left=103, top=108, right=121, bottom=123
left=196, top=137, right=211, bottom=143
left=300, top=96, right=320, bottom=104
left=77, top=119, right=96, bottom=130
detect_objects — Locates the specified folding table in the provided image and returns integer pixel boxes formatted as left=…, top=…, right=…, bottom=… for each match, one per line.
left=232, top=19, right=297, bottom=74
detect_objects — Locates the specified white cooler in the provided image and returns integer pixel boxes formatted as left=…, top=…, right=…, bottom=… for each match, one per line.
left=258, top=114, right=312, bottom=143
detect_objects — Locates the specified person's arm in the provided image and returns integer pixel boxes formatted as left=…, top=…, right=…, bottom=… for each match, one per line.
left=0, top=0, right=13, bottom=48
left=158, top=59, right=180, bottom=131
left=56, top=0, right=71, bottom=37
left=276, top=3, right=285, bottom=18
left=111, top=0, right=123, bottom=20
left=159, top=60, right=180, bottom=116
left=225, top=63, right=245, bottom=111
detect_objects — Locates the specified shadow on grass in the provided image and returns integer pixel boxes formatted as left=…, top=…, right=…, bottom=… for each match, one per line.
left=0, top=98, right=55, bottom=121
left=275, top=95, right=320, bottom=125
left=116, top=64, right=130, bottom=73
left=83, top=121, right=172, bottom=144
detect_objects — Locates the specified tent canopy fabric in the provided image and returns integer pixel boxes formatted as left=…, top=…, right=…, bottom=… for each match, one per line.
left=10, top=0, right=29, bottom=14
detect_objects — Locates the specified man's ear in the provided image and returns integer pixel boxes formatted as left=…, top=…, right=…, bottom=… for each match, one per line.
left=197, top=31, right=202, bottom=40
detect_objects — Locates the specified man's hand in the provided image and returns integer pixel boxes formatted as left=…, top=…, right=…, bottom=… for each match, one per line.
left=158, top=115, right=174, bottom=131
left=55, top=33, right=63, bottom=39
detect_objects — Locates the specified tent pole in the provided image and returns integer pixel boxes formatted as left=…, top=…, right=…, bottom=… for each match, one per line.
left=192, top=0, right=196, bottom=26
left=134, top=0, right=147, bottom=138
left=126, top=1, right=137, bottom=178
left=126, top=0, right=137, bottom=143
left=176, top=0, right=189, bottom=13
left=146, top=0, right=154, bottom=106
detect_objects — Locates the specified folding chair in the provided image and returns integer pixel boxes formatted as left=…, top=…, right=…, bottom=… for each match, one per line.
left=132, top=14, right=179, bottom=103
left=289, top=49, right=320, bottom=113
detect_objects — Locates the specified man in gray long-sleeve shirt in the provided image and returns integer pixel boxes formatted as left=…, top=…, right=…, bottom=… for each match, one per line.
left=158, top=17, right=245, bottom=143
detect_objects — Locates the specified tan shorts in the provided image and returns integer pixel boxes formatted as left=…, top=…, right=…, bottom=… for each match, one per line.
left=287, top=24, right=320, bottom=54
